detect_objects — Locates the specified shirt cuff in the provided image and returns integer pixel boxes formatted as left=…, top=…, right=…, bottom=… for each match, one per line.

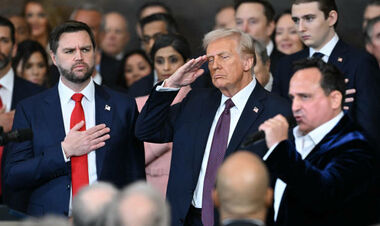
left=263, top=142, right=279, bottom=160
left=156, top=80, right=180, bottom=92
left=61, top=145, right=71, bottom=162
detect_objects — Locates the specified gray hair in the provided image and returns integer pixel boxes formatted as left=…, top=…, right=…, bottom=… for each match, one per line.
left=252, top=39, right=269, bottom=64
left=100, top=11, right=129, bottom=32
left=105, top=181, right=170, bottom=226
left=203, top=28, right=256, bottom=66
left=70, top=3, right=103, bottom=20
left=72, top=182, right=118, bottom=226
left=365, top=16, right=380, bottom=44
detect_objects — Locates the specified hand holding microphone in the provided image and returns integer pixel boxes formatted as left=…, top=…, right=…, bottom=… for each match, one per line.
left=242, top=115, right=294, bottom=148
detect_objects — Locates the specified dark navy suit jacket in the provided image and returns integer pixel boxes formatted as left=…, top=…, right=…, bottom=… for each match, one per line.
left=272, top=40, right=380, bottom=149
left=3, top=83, right=145, bottom=216
left=11, top=75, right=45, bottom=110
left=266, top=115, right=377, bottom=226
left=135, top=81, right=291, bottom=226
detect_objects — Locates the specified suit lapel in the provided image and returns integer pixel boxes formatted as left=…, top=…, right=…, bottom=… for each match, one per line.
left=43, top=85, right=66, bottom=143
left=225, top=83, right=266, bottom=157
left=192, top=89, right=222, bottom=180
left=328, top=40, right=349, bottom=72
left=94, top=85, right=112, bottom=177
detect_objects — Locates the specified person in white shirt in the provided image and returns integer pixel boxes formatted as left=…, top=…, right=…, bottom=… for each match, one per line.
left=260, top=58, right=377, bottom=226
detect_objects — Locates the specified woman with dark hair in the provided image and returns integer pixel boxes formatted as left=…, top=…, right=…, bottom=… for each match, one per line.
left=136, top=33, right=192, bottom=196
left=13, top=39, right=48, bottom=86
left=274, top=10, right=304, bottom=55
left=118, top=49, right=152, bottom=89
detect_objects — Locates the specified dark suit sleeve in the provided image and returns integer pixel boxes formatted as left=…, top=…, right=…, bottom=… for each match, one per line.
left=348, top=54, right=380, bottom=149
left=265, top=139, right=373, bottom=211
left=135, top=88, right=180, bottom=143
left=3, top=103, right=69, bottom=190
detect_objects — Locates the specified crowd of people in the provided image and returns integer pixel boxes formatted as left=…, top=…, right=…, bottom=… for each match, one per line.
left=0, top=0, right=379, bottom=225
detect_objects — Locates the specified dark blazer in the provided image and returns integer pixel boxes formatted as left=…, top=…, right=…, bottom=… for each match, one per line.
left=269, top=47, right=285, bottom=74
left=100, top=52, right=123, bottom=88
left=3, top=83, right=145, bottom=216
left=135, top=81, right=291, bottom=226
left=11, top=75, right=45, bottom=110
left=265, top=115, right=377, bottom=226
left=272, top=39, right=380, bottom=149
left=127, top=73, right=154, bottom=98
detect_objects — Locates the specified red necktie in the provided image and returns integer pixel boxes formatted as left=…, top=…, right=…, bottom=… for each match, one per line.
left=70, top=93, right=89, bottom=196
left=0, top=84, right=3, bottom=195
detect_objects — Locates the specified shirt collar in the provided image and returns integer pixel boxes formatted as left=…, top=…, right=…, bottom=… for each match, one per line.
left=310, top=33, right=339, bottom=58
left=0, top=68, right=14, bottom=92
left=58, top=77, right=95, bottom=104
left=223, top=218, right=265, bottom=226
left=266, top=40, right=274, bottom=56
left=221, top=79, right=256, bottom=112
left=293, top=111, right=344, bottom=144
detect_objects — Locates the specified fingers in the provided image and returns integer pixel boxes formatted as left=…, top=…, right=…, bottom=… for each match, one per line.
left=0, top=106, right=5, bottom=114
left=86, top=123, right=107, bottom=134
left=345, top=97, right=354, bottom=103
left=89, top=134, right=110, bottom=150
left=345, top=88, right=356, bottom=95
left=88, top=126, right=110, bottom=141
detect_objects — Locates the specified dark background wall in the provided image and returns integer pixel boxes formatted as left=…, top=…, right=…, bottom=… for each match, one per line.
left=0, top=0, right=368, bottom=56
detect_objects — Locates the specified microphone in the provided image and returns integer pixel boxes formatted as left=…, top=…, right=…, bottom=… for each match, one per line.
left=0, top=128, right=33, bottom=146
left=241, top=116, right=296, bottom=148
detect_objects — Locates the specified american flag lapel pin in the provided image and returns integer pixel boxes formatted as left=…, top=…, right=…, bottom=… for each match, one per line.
left=253, top=107, right=259, bottom=113
left=105, top=105, right=111, bottom=111
left=338, top=57, right=343, bottom=62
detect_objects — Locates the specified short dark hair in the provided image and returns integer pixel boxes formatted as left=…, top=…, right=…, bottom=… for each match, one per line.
left=13, top=40, right=48, bottom=75
left=292, top=58, right=346, bottom=107
left=234, top=0, right=275, bottom=22
left=137, top=1, right=172, bottom=19
left=292, top=0, right=339, bottom=22
left=150, top=33, right=191, bottom=62
left=364, top=16, right=380, bottom=44
left=49, top=20, right=96, bottom=54
left=366, top=0, right=380, bottom=7
left=0, top=16, right=15, bottom=44
left=139, top=13, right=179, bottom=35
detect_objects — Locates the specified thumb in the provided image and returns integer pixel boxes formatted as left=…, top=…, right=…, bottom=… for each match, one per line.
left=70, top=120, right=85, bottom=132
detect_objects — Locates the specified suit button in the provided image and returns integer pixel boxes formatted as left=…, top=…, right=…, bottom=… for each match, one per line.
left=67, top=184, right=70, bottom=190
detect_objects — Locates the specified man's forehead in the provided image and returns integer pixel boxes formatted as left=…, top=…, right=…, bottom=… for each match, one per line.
left=57, top=31, right=92, bottom=47
left=292, top=2, right=321, bottom=16
left=0, top=26, right=11, bottom=37
left=206, top=38, right=237, bottom=55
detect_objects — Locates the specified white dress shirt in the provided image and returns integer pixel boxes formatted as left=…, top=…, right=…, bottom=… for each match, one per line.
left=309, top=33, right=339, bottom=63
left=192, top=79, right=257, bottom=208
left=58, top=78, right=98, bottom=214
left=266, top=40, right=274, bottom=57
left=266, top=111, right=344, bottom=221
left=92, top=72, right=102, bottom=85
left=0, top=68, right=14, bottom=112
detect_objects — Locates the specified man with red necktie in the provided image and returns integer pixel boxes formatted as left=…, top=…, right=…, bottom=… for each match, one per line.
left=3, top=21, right=145, bottom=217
left=0, top=16, right=44, bottom=211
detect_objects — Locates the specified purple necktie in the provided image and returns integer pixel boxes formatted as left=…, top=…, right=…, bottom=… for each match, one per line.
left=202, top=98, right=235, bottom=226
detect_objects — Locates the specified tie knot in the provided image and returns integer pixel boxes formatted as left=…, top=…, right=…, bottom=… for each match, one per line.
left=312, top=52, right=324, bottom=59
left=224, top=99, right=235, bottom=110
left=72, top=93, right=84, bottom=102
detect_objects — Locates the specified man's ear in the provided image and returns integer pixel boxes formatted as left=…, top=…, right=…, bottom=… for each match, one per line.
left=243, top=55, right=254, bottom=72
left=212, top=189, right=220, bottom=208
left=50, top=50, right=57, bottom=66
left=329, top=90, right=343, bottom=110
left=266, top=20, right=275, bottom=37
left=328, top=10, right=338, bottom=27
left=265, top=188, right=273, bottom=208
left=366, top=43, right=374, bottom=54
